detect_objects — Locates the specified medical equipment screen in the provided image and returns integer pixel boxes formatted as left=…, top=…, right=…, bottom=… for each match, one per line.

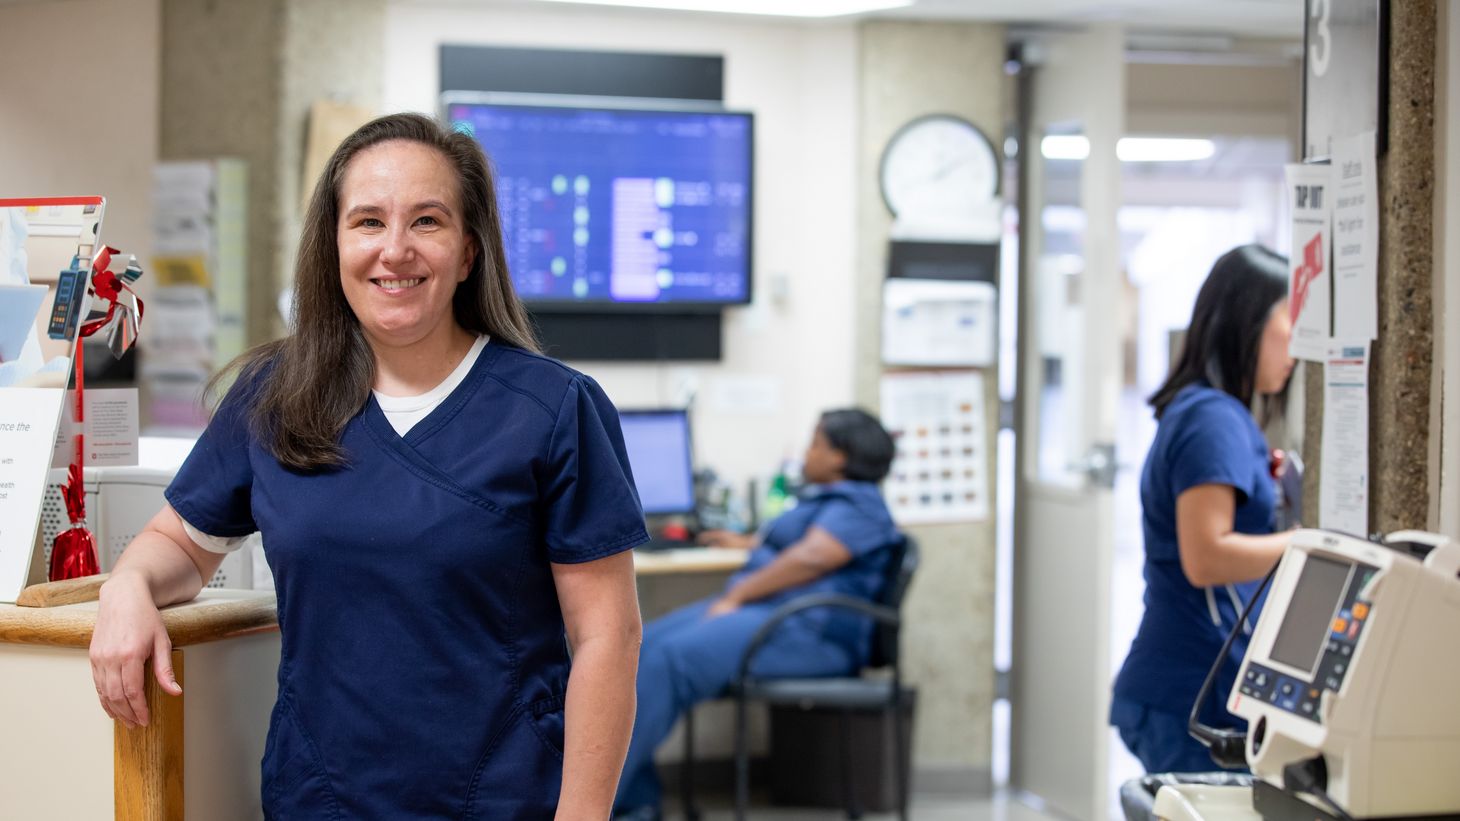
left=618, top=410, right=696, bottom=516
left=446, top=102, right=753, bottom=309
left=1270, top=554, right=1353, bottom=673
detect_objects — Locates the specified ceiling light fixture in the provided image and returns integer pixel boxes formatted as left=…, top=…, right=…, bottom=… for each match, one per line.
left=1040, top=135, right=1090, bottom=161
left=529, top=0, right=912, bottom=17
left=1117, top=137, right=1216, bottom=163
left=1040, top=136, right=1217, bottom=163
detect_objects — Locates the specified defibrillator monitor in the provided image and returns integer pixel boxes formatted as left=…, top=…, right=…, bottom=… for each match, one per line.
left=1264, top=554, right=1362, bottom=685
left=1229, top=529, right=1460, bottom=818
left=618, top=410, right=696, bottom=516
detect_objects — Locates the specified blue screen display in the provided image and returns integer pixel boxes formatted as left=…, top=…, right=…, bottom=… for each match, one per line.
left=447, top=102, right=753, bottom=307
left=617, top=410, right=696, bottom=515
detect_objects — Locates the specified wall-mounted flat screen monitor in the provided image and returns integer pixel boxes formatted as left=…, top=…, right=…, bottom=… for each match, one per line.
left=445, top=98, right=753, bottom=312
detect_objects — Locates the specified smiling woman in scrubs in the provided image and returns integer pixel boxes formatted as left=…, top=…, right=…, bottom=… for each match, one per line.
left=1111, top=244, right=1296, bottom=774
left=89, top=113, right=648, bottom=819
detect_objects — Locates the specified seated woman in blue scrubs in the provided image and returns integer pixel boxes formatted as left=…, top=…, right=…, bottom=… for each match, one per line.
left=89, top=113, right=648, bottom=819
left=1111, top=244, right=1297, bottom=774
left=614, top=408, right=902, bottom=818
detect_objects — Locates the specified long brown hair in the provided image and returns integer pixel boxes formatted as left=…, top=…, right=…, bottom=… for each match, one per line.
left=212, top=112, right=540, bottom=471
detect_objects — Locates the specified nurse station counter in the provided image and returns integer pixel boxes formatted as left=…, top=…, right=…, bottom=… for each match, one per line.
left=0, top=546, right=746, bottom=819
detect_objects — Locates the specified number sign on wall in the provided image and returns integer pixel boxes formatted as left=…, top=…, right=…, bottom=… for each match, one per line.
left=1303, top=0, right=1385, bottom=162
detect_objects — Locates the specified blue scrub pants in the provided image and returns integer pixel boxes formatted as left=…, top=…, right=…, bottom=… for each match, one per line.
left=1110, top=696, right=1226, bottom=774
left=615, top=598, right=858, bottom=812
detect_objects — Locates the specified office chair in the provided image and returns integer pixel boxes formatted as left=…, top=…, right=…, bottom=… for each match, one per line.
left=679, top=535, right=919, bottom=821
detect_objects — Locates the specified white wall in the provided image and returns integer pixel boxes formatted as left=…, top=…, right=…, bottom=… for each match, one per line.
left=0, top=0, right=160, bottom=277
left=383, top=2, right=860, bottom=488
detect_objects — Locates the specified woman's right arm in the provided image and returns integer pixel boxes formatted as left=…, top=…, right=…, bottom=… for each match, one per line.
left=1175, top=483, right=1291, bottom=587
left=90, top=503, right=227, bottom=729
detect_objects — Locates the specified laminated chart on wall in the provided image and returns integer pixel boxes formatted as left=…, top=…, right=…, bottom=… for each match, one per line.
left=1320, top=341, right=1370, bottom=538
left=881, top=279, right=996, bottom=367
left=879, top=370, right=989, bottom=524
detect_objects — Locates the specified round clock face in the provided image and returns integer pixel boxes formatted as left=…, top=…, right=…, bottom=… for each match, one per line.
left=879, top=114, right=998, bottom=220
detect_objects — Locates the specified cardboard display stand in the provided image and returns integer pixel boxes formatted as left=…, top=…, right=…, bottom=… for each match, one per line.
left=0, top=197, right=104, bottom=603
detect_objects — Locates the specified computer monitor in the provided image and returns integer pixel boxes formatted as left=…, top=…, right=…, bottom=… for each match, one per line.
left=618, top=410, right=696, bottom=516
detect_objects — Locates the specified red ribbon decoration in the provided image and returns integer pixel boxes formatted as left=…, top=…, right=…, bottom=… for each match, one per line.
left=48, top=246, right=146, bottom=582
left=49, top=463, right=99, bottom=581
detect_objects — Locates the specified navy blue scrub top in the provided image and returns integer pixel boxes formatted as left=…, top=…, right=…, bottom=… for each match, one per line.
left=1114, top=382, right=1274, bottom=722
left=729, top=480, right=900, bottom=663
left=166, top=340, right=649, bottom=819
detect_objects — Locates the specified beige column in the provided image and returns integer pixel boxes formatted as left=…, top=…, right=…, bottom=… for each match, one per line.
left=159, top=0, right=384, bottom=346
left=1303, top=1, right=1437, bottom=534
left=856, top=20, right=1004, bottom=792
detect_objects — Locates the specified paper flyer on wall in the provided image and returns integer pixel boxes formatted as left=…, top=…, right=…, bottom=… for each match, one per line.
left=1319, top=340, right=1369, bottom=538
left=1285, top=163, right=1334, bottom=361
left=1331, top=131, right=1378, bottom=341
left=881, top=279, right=996, bottom=367
left=879, top=370, right=989, bottom=524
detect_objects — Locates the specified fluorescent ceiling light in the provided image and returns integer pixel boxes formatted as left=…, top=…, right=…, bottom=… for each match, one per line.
left=1041, top=135, right=1090, bottom=161
left=530, top=0, right=912, bottom=16
left=1040, top=135, right=1217, bottom=163
left=1117, top=137, right=1216, bottom=163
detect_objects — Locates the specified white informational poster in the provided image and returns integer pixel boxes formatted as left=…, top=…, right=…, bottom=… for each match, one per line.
left=1319, top=341, right=1370, bottom=538
left=1285, top=163, right=1334, bottom=361
left=50, top=388, right=141, bottom=469
left=879, top=370, right=989, bottom=524
left=0, top=388, right=68, bottom=601
left=881, top=279, right=996, bottom=367
left=1331, top=132, right=1379, bottom=341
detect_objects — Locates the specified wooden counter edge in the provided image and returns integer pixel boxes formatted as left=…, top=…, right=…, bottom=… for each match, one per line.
left=16, top=574, right=110, bottom=608
left=632, top=549, right=749, bottom=576
left=0, top=594, right=278, bottom=650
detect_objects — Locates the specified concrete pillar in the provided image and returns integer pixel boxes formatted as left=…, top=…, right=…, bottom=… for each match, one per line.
left=1303, top=0, right=1437, bottom=534
left=159, top=0, right=383, bottom=345
left=856, top=20, right=1004, bottom=792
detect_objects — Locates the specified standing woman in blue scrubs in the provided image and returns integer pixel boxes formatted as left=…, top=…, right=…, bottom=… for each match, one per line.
left=1111, top=245, right=1297, bottom=773
left=89, top=113, right=648, bottom=818
left=614, top=409, right=901, bottom=818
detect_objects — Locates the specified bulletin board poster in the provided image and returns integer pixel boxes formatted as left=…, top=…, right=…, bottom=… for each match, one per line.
left=1285, top=163, right=1333, bottom=362
left=0, top=197, right=104, bottom=602
left=879, top=370, right=989, bottom=525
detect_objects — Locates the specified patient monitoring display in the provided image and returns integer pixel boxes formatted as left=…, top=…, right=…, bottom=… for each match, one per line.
left=446, top=102, right=753, bottom=308
left=618, top=410, right=696, bottom=516
left=1268, top=554, right=1352, bottom=674
left=1228, top=530, right=1460, bottom=818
